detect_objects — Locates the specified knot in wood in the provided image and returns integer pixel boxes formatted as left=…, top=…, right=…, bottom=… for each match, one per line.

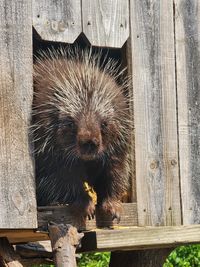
left=150, top=160, right=159, bottom=169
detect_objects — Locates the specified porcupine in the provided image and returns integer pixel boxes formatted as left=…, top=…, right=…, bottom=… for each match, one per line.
left=32, top=48, right=131, bottom=220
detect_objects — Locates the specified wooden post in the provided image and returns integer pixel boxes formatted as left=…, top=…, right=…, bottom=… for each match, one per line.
left=109, top=248, right=173, bottom=267
left=48, top=223, right=84, bottom=267
left=130, top=0, right=181, bottom=227
left=109, top=0, right=181, bottom=265
left=174, top=0, right=200, bottom=225
left=0, top=0, right=37, bottom=228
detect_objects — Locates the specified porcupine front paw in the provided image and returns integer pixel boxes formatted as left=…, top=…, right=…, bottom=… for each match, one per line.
left=83, top=198, right=95, bottom=220
left=100, top=198, right=122, bottom=223
left=71, top=195, right=95, bottom=220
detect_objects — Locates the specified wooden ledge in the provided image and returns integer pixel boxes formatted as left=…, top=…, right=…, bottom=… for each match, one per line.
left=1, top=225, right=200, bottom=252
left=81, top=225, right=200, bottom=251
left=0, top=203, right=137, bottom=244
left=37, top=203, right=138, bottom=231
left=0, top=204, right=199, bottom=251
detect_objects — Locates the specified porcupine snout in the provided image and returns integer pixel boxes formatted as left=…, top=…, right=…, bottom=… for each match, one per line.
left=77, top=118, right=102, bottom=160
left=78, top=131, right=101, bottom=159
left=79, top=138, right=99, bottom=153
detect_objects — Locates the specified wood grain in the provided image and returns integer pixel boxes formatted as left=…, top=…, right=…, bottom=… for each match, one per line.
left=130, top=0, right=181, bottom=226
left=89, top=225, right=200, bottom=251
left=2, top=225, right=200, bottom=250
left=48, top=224, right=83, bottom=267
left=0, top=0, right=37, bottom=228
left=82, top=0, right=129, bottom=48
left=38, top=203, right=138, bottom=231
left=33, top=0, right=82, bottom=43
left=0, top=230, right=49, bottom=244
left=175, top=0, right=200, bottom=224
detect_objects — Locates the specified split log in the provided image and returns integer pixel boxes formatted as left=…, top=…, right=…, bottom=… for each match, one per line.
left=48, top=223, right=84, bottom=267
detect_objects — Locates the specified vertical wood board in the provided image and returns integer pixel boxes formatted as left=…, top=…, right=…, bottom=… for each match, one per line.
left=0, top=0, right=37, bottom=228
left=33, top=0, right=82, bottom=43
left=82, top=0, right=129, bottom=48
left=130, top=0, right=181, bottom=226
left=125, top=39, right=136, bottom=202
left=175, top=0, right=200, bottom=224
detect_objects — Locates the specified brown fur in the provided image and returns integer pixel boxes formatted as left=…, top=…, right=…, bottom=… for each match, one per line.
left=32, top=49, right=130, bottom=220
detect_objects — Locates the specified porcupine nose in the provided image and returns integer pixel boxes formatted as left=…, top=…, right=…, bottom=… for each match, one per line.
left=79, top=138, right=99, bottom=155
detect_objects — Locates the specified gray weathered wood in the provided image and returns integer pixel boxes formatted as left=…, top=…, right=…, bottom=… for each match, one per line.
left=175, top=0, right=200, bottom=224
left=82, top=0, right=129, bottom=48
left=130, top=0, right=181, bottom=226
left=38, top=203, right=138, bottom=230
left=48, top=223, right=83, bottom=267
left=84, top=225, right=200, bottom=251
left=33, top=0, right=82, bottom=43
left=2, top=224, right=200, bottom=250
left=0, top=1, right=37, bottom=228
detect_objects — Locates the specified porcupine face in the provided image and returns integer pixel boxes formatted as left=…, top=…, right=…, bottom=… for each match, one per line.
left=33, top=49, right=130, bottom=162
left=54, top=109, right=103, bottom=161
left=54, top=85, right=125, bottom=162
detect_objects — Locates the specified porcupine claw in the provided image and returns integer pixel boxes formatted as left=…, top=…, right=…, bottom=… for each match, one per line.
left=112, top=213, right=121, bottom=224
left=101, top=198, right=122, bottom=223
left=85, top=200, right=95, bottom=220
left=70, top=196, right=95, bottom=221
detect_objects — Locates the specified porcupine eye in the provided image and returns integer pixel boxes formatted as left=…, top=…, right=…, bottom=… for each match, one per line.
left=66, top=120, right=75, bottom=129
left=58, top=117, right=76, bottom=130
left=101, top=121, right=108, bottom=133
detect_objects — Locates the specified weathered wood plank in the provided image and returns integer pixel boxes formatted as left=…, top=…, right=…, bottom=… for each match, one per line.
left=82, top=0, right=129, bottom=48
left=0, top=1, right=37, bottom=228
left=130, top=0, right=181, bottom=226
left=85, top=225, right=200, bottom=251
left=2, top=225, right=200, bottom=249
left=33, top=0, right=81, bottom=43
left=0, top=230, right=49, bottom=244
left=38, top=203, right=138, bottom=231
left=175, top=0, right=200, bottom=224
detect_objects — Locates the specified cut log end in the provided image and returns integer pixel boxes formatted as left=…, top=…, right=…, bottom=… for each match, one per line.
left=48, top=223, right=84, bottom=267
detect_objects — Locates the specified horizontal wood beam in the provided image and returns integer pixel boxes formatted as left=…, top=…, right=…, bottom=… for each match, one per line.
left=0, top=204, right=199, bottom=251
left=0, top=230, right=49, bottom=244
left=83, top=225, right=200, bottom=251
left=1, top=225, right=200, bottom=252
